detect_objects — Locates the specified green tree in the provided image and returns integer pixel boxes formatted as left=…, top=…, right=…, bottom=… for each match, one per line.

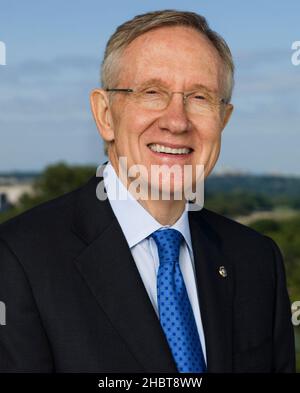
left=0, top=162, right=96, bottom=223
left=250, top=216, right=300, bottom=372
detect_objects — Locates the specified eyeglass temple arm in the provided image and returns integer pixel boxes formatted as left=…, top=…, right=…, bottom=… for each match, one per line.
left=105, top=88, right=133, bottom=92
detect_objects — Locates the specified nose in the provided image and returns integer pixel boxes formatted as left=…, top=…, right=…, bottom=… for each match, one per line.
left=157, top=93, right=191, bottom=134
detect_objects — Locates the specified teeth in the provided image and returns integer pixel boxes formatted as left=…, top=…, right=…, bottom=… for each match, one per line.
left=148, top=143, right=191, bottom=154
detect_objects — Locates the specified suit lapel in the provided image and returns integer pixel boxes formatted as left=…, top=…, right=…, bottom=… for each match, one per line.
left=71, top=170, right=233, bottom=373
left=189, top=210, right=233, bottom=372
left=72, top=174, right=178, bottom=372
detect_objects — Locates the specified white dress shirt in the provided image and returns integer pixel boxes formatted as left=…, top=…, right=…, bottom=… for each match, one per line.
left=102, top=160, right=207, bottom=362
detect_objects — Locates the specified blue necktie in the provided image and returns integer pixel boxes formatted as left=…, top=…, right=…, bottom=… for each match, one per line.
left=150, top=228, right=206, bottom=373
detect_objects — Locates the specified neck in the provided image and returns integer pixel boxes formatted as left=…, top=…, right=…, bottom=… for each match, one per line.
left=138, top=197, right=186, bottom=226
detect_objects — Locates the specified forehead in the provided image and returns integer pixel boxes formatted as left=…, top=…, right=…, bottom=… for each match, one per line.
left=118, top=26, right=224, bottom=92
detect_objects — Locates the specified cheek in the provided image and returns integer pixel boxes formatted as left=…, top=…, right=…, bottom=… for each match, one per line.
left=205, top=131, right=221, bottom=155
left=129, top=105, right=156, bottom=132
left=113, top=111, right=153, bottom=159
left=119, top=109, right=156, bottom=147
left=195, top=118, right=222, bottom=146
left=193, top=120, right=222, bottom=162
left=118, top=100, right=151, bottom=131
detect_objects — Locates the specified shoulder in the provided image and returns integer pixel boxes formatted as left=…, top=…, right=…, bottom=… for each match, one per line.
left=0, top=188, right=75, bottom=238
left=191, top=207, right=279, bottom=267
left=0, top=176, right=96, bottom=255
left=194, top=206, right=268, bottom=242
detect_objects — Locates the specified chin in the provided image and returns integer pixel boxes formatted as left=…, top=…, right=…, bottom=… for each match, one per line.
left=147, top=177, right=186, bottom=202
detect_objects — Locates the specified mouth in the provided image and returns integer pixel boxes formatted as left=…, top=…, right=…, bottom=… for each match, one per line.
left=147, top=143, right=194, bottom=157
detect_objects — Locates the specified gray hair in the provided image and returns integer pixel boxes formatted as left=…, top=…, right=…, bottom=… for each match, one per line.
left=100, top=9, right=235, bottom=155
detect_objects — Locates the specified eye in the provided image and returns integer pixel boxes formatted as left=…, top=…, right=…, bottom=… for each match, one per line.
left=145, top=89, right=160, bottom=95
left=192, top=94, right=206, bottom=100
left=140, top=88, right=164, bottom=100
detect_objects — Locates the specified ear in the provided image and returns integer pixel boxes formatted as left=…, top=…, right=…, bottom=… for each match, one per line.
left=220, top=103, right=234, bottom=132
left=90, top=88, right=115, bottom=143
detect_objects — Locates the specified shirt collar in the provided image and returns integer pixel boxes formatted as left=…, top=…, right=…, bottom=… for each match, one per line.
left=102, top=160, right=193, bottom=253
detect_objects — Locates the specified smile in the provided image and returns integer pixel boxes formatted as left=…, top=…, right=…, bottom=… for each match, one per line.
left=147, top=143, right=193, bottom=155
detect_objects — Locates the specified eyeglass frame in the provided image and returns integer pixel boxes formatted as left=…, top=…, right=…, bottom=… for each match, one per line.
left=105, top=87, right=229, bottom=112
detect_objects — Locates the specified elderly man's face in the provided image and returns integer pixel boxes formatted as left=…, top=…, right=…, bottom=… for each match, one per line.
left=93, top=26, right=233, bottom=195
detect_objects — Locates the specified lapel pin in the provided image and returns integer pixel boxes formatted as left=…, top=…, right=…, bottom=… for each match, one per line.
left=219, top=266, right=227, bottom=278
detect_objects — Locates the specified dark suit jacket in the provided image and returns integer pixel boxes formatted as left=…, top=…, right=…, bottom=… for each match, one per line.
left=0, top=172, right=295, bottom=373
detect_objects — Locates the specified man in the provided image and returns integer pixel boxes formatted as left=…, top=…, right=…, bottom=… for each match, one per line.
left=0, top=10, right=295, bottom=372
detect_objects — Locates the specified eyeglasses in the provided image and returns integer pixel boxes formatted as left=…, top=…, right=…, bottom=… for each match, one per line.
left=105, top=86, right=228, bottom=115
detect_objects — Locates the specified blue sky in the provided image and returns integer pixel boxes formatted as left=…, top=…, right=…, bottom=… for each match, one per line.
left=0, top=0, right=299, bottom=174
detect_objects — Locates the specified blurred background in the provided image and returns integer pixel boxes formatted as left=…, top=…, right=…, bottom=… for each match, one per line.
left=0, top=0, right=299, bottom=371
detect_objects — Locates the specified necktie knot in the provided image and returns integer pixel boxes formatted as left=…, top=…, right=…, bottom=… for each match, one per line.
left=150, top=229, right=183, bottom=266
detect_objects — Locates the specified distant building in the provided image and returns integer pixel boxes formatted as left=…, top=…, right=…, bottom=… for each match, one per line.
left=0, top=175, right=36, bottom=212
